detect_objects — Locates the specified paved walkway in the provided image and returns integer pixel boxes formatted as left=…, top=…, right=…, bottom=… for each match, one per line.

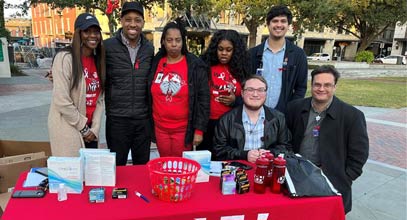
left=0, top=68, right=406, bottom=219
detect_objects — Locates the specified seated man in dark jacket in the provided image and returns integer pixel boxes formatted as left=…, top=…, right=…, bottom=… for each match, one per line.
left=213, top=75, right=292, bottom=163
left=286, top=66, right=369, bottom=214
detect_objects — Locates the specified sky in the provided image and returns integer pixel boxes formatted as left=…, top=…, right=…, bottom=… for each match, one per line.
left=4, top=0, right=30, bottom=18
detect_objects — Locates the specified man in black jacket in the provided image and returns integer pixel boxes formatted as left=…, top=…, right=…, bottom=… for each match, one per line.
left=104, top=2, right=154, bottom=165
left=249, top=5, right=308, bottom=114
left=213, top=75, right=291, bottom=163
left=286, top=66, right=369, bottom=214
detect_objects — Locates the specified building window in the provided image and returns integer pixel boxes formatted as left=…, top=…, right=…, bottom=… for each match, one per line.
left=44, top=20, right=48, bottom=35
left=219, top=11, right=229, bottom=24
left=67, top=18, right=70, bottom=32
left=50, top=19, right=53, bottom=35
left=61, top=19, right=65, bottom=34
left=234, top=13, right=243, bottom=26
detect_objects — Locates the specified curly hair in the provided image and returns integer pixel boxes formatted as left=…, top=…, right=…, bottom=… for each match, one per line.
left=201, top=29, right=249, bottom=82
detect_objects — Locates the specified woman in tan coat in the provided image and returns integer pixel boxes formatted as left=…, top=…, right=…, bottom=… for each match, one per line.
left=48, top=13, right=106, bottom=156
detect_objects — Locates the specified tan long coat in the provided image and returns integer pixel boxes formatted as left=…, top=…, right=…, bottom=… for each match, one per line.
left=48, top=51, right=104, bottom=156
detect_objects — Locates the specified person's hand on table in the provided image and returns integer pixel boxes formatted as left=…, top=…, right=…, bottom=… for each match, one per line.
left=248, top=149, right=260, bottom=163
left=258, top=149, right=270, bottom=156
left=247, top=149, right=270, bottom=163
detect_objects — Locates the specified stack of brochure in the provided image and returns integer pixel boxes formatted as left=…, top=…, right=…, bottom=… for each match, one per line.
left=80, top=149, right=116, bottom=186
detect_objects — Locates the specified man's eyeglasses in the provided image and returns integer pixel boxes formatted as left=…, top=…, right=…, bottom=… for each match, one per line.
left=243, top=87, right=267, bottom=95
left=312, top=83, right=335, bottom=89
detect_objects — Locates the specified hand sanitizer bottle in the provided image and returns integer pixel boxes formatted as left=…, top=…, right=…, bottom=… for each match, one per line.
left=57, top=183, right=67, bottom=201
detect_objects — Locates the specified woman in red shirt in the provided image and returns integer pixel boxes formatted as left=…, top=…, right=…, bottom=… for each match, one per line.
left=48, top=13, right=105, bottom=156
left=198, top=30, right=250, bottom=158
left=149, top=19, right=210, bottom=157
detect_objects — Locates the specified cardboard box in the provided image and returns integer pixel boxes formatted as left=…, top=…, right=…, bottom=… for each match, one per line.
left=182, top=150, right=211, bottom=183
left=0, top=140, right=51, bottom=157
left=0, top=140, right=50, bottom=193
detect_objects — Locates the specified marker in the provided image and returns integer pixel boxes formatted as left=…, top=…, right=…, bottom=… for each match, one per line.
left=135, top=191, right=150, bottom=203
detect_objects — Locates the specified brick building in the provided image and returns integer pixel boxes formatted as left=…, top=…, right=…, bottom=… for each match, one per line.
left=31, top=4, right=81, bottom=48
left=5, top=18, right=32, bottom=44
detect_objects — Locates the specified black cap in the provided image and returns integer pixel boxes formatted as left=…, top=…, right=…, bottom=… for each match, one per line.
left=121, top=1, right=144, bottom=18
left=74, top=13, right=101, bottom=31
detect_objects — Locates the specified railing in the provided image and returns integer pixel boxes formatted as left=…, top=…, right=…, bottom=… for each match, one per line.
left=12, top=46, right=56, bottom=68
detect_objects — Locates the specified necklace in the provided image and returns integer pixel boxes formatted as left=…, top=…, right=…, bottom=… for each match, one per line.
left=248, top=120, right=259, bottom=134
left=246, top=112, right=260, bottom=134
left=311, top=100, right=329, bottom=123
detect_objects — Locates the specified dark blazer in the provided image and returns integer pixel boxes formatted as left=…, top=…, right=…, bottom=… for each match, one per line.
left=148, top=51, right=210, bottom=146
left=213, top=105, right=292, bottom=160
left=249, top=39, right=308, bottom=114
left=286, top=96, right=369, bottom=213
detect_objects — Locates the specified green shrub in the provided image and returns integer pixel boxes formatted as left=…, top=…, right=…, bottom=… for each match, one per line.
left=355, top=51, right=374, bottom=63
left=10, top=64, right=26, bottom=76
left=308, top=64, right=335, bottom=70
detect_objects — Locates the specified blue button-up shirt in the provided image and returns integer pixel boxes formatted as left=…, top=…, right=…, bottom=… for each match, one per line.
left=262, top=39, right=285, bottom=108
left=243, top=107, right=265, bottom=151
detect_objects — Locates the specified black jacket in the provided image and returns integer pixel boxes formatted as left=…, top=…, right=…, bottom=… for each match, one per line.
left=249, top=39, right=308, bottom=114
left=148, top=52, right=210, bottom=145
left=104, top=29, right=154, bottom=119
left=213, top=105, right=292, bottom=160
left=286, top=96, right=369, bottom=213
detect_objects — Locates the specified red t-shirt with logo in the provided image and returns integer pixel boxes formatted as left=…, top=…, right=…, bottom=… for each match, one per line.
left=209, top=64, right=242, bottom=119
left=82, top=55, right=101, bottom=126
left=151, top=56, right=189, bottom=130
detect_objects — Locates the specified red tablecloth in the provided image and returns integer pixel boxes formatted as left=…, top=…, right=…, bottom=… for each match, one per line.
left=2, top=164, right=345, bottom=220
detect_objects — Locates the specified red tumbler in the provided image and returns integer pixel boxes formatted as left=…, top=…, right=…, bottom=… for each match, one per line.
left=270, top=154, right=286, bottom=193
left=264, top=152, right=274, bottom=186
left=253, top=157, right=269, bottom=194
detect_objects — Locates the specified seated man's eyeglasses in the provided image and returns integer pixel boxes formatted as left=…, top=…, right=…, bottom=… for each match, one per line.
left=312, top=83, right=335, bottom=89
left=243, top=87, right=267, bottom=95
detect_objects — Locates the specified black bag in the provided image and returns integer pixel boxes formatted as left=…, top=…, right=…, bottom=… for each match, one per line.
left=284, top=154, right=340, bottom=197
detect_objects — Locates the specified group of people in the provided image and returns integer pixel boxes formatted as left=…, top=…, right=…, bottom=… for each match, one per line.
left=47, top=2, right=369, bottom=214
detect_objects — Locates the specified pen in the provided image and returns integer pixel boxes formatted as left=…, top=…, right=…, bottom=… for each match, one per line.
left=135, top=191, right=150, bottom=203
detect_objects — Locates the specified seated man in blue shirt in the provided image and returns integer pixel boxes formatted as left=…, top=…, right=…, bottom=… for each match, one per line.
left=213, top=75, right=292, bottom=163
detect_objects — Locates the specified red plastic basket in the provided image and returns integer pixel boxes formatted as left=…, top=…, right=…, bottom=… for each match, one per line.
left=147, top=157, right=201, bottom=202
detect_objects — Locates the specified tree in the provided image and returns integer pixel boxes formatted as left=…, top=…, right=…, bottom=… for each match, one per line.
left=292, top=0, right=407, bottom=52
left=0, top=0, right=10, bottom=40
left=210, top=0, right=292, bottom=48
left=210, top=0, right=263, bottom=48
left=167, top=0, right=213, bottom=17
left=15, top=0, right=162, bottom=36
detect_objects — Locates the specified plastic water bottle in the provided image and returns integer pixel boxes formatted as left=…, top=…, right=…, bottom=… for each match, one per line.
left=270, top=154, right=286, bottom=193
left=57, top=183, right=67, bottom=201
left=253, top=157, right=269, bottom=194
left=264, top=152, right=274, bottom=186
